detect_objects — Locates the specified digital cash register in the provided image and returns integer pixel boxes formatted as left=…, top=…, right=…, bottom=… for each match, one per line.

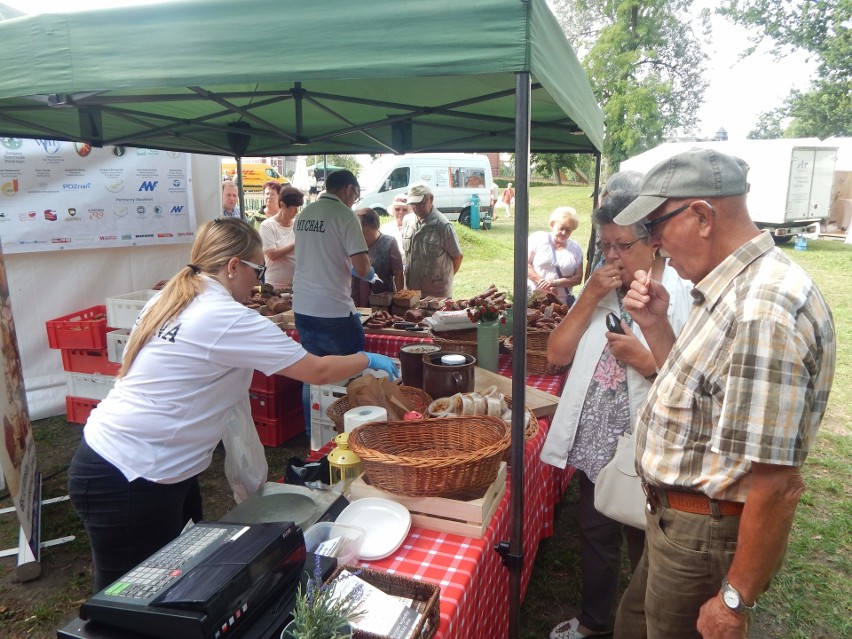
left=75, top=521, right=306, bottom=639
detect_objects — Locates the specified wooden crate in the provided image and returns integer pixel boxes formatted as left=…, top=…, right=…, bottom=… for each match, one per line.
left=347, top=462, right=506, bottom=538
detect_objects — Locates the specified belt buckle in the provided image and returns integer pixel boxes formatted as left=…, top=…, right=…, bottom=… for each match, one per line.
left=642, top=483, right=659, bottom=515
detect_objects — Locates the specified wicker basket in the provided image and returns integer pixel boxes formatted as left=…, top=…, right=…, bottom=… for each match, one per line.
left=326, top=386, right=432, bottom=432
left=503, top=398, right=540, bottom=461
left=428, top=328, right=477, bottom=357
left=347, top=416, right=510, bottom=497
left=526, top=327, right=551, bottom=350
left=328, top=565, right=440, bottom=639
left=503, top=336, right=569, bottom=375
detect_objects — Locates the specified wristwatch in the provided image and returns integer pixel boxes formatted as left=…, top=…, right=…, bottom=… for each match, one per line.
left=721, top=577, right=756, bottom=614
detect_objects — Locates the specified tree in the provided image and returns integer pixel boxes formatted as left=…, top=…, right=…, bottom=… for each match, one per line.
left=719, top=0, right=851, bottom=138
left=549, top=0, right=710, bottom=167
left=530, top=153, right=596, bottom=184
left=747, top=107, right=787, bottom=139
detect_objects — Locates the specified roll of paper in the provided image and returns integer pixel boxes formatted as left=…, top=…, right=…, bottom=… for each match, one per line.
left=343, top=406, right=388, bottom=433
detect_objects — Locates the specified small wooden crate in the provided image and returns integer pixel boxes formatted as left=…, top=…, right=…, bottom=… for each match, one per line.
left=348, top=462, right=507, bottom=538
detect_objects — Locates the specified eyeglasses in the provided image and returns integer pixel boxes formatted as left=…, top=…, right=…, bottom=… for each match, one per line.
left=240, top=259, right=266, bottom=280
left=643, top=203, right=691, bottom=238
left=599, top=238, right=642, bottom=254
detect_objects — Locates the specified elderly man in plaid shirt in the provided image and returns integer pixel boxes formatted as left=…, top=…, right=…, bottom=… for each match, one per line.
left=612, top=148, right=836, bottom=639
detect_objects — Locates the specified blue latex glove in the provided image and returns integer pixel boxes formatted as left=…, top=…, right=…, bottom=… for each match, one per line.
left=350, top=265, right=378, bottom=282
left=360, top=351, right=400, bottom=381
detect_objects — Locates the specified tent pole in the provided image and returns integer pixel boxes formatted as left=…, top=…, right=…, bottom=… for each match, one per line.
left=236, top=156, right=246, bottom=221
left=498, top=70, right=532, bottom=639
left=585, top=151, right=603, bottom=279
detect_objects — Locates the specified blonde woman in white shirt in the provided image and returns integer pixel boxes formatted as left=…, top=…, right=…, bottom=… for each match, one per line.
left=67, top=218, right=398, bottom=591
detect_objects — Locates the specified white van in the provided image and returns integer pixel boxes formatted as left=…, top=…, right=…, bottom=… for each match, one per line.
left=357, top=153, right=493, bottom=226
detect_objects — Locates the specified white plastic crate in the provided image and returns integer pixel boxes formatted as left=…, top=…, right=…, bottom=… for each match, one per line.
left=105, top=289, right=157, bottom=329
left=66, top=371, right=116, bottom=400
left=107, top=328, right=132, bottom=363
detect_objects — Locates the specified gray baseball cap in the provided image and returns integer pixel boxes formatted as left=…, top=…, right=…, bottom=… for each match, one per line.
left=615, top=147, right=749, bottom=225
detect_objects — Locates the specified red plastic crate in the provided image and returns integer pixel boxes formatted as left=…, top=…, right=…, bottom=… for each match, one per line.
left=65, top=395, right=101, bottom=425
left=249, top=388, right=301, bottom=421
left=60, top=348, right=121, bottom=375
left=254, top=415, right=303, bottom=447
left=250, top=371, right=295, bottom=393
left=46, top=305, right=110, bottom=350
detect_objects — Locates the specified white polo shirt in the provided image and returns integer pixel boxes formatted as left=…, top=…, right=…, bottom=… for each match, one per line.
left=84, top=278, right=306, bottom=484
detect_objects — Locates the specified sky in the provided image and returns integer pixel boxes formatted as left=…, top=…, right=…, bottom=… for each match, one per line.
left=1, top=0, right=818, bottom=142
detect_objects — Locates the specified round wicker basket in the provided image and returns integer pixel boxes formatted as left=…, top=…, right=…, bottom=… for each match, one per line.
left=347, top=416, right=510, bottom=497
left=326, top=386, right=432, bottom=432
left=503, top=336, right=569, bottom=375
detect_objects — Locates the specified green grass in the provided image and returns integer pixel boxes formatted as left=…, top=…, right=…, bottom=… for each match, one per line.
left=453, top=185, right=596, bottom=300
left=450, top=186, right=852, bottom=639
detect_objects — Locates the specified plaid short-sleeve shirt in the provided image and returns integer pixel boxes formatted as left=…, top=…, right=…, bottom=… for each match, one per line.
left=637, top=232, right=836, bottom=501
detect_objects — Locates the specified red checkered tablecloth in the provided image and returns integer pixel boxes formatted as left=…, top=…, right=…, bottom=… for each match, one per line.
left=305, top=341, right=572, bottom=639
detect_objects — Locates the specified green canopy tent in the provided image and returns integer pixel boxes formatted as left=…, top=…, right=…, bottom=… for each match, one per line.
left=0, top=1, right=603, bottom=634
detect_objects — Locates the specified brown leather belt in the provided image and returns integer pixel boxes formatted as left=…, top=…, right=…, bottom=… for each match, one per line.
left=643, top=484, right=744, bottom=518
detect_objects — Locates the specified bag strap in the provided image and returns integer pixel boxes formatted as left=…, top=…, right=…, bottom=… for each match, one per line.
left=547, top=234, right=565, bottom=280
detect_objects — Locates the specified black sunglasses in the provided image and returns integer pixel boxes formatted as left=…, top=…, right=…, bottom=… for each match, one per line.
left=643, top=202, right=691, bottom=237
left=240, top=259, right=266, bottom=280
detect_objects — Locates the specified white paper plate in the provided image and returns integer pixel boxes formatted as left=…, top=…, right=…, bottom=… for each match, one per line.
left=336, top=498, right=411, bottom=560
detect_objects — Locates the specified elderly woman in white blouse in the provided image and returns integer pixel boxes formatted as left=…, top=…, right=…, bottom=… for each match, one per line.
left=528, top=206, right=584, bottom=304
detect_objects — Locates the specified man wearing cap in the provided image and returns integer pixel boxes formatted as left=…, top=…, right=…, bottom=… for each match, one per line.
left=402, top=183, right=463, bottom=298
left=611, top=148, right=835, bottom=639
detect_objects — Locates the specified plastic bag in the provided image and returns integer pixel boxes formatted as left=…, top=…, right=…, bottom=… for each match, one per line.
left=222, top=396, right=268, bottom=503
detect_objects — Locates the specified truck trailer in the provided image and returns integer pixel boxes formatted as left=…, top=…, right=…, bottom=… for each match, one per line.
left=621, top=139, right=838, bottom=242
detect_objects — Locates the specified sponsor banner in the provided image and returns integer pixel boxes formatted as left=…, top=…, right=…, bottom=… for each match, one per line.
left=0, top=249, right=37, bottom=540
left=0, top=138, right=196, bottom=253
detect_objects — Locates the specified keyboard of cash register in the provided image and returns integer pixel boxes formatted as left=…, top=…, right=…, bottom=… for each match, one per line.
left=103, top=524, right=234, bottom=601
left=79, top=521, right=306, bottom=639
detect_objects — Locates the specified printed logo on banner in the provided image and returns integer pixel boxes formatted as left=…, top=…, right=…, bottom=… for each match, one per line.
left=67, top=208, right=77, bottom=217
left=153, top=205, right=163, bottom=216
left=139, top=181, right=158, bottom=192
left=157, top=233, right=174, bottom=238
left=172, top=179, right=181, bottom=187
left=113, top=146, right=126, bottom=157
left=1, top=137, right=23, bottom=149
left=99, top=235, right=118, bottom=241
left=88, top=208, right=104, bottom=220
left=106, top=180, right=124, bottom=193
left=75, top=143, right=92, bottom=157
left=170, top=205, right=185, bottom=214
left=1, top=179, right=19, bottom=196
left=35, top=139, right=61, bottom=154
left=63, top=182, right=92, bottom=190
left=114, top=207, right=129, bottom=217
left=44, top=209, right=57, bottom=221
left=167, top=151, right=181, bottom=159
left=136, top=206, right=147, bottom=216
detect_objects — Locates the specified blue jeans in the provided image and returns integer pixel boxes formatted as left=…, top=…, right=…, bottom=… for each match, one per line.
left=294, top=312, right=365, bottom=434
left=68, top=438, right=202, bottom=591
